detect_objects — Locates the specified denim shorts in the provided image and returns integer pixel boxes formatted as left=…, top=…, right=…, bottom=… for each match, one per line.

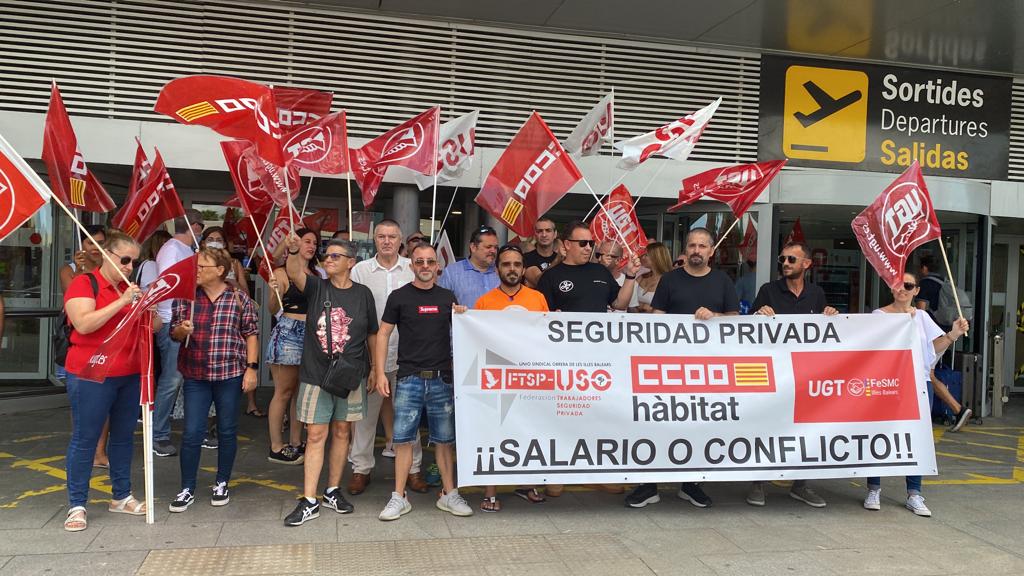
left=392, top=373, right=455, bottom=445
left=266, top=316, right=305, bottom=365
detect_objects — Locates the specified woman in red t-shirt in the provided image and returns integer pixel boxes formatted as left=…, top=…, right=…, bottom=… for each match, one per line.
left=62, top=231, right=145, bottom=532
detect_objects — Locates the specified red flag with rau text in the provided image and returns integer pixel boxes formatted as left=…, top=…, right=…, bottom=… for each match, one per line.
left=154, top=75, right=287, bottom=166
left=669, top=160, right=786, bottom=217
left=852, top=162, right=941, bottom=290
left=589, top=185, right=648, bottom=257
left=79, top=256, right=197, bottom=383
left=350, top=107, right=439, bottom=208
left=41, top=82, right=116, bottom=212
left=475, top=112, right=582, bottom=238
left=0, top=132, right=52, bottom=243
left=112, top=151, right=185, bottom=242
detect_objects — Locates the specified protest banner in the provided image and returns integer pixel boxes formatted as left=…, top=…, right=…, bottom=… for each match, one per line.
left=453, top=311, right=937, bottom=486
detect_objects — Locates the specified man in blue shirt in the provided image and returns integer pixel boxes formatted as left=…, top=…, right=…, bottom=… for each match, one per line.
left=437, top=225, right=499, bottom=308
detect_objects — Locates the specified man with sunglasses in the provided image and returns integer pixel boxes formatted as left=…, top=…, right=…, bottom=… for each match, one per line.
left=536, top=221, right=640, bottom=313
left=523, top=217, right=560, bottom=288
left=438, top=225, right=499, bottom=310
left=746, top=241, right=837, bottom=509
left=282, top=234, right=379, bottom=527
left=625, top=227, right=738, bottom=510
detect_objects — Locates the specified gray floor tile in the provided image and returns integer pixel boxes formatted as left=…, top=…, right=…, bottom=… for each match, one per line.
left=0, top=506, right=62, bottom=530
left=698, top=551, right=838, bottom=576
left=0, top=527, right=97, bottom=556
left=0, top=551, right=147, bottom=576
left=715, top=524, right=845, bottom=552
left=805, top=548, right=942, bottom=575
left=486, top=562, right=572, bottom=576
left=86, top=522, right=224, bottom=552
left=216, top=517, right=337, bottom=547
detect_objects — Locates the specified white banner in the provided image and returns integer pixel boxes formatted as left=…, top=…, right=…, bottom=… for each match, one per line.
left=454, top=311, right=937, bottom=486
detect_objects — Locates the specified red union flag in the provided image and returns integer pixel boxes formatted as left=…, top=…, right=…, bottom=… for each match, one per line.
left=79, top=256, right=197, bottom=383
left=564, top=91, right=614, bottom=157
left=41, top=82, right=115, bottom=212
left=257, top=210, right=293, bottom=282
left=852, top=162, right=941, bottom=290
left=233, top=209, right=268, bottom=252
left=0, top=133, right=51, bottom=242
left=112, top=151, right=185, bottom=242
left=273, top=86, right=333, bottom=130
left=614, top=98, right=720, bottom=170
left=784, top=218, right=805, bottom=245
left=302, top=208, right=339, bottom=234
left=589, top=185, right=648, bottom=256
left=738, top=218, right=757, bottom=263
left=350, top=107, right=440, bottom=208
left=154, top=75, right=287, bottom=166
left=128, top=137, right=152, bottom=201
left=475, top=112, right=582, bottom=238
left=669, top=160, right=786, bottom=218
left=283, top=111, right=349, bottom=174
left=222, top=140, right=299, bottom=215
left=411, top=110, right=478, bottom=190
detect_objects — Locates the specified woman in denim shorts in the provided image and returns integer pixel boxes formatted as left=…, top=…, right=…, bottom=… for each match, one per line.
left=266, top=228, right=321, bottom=465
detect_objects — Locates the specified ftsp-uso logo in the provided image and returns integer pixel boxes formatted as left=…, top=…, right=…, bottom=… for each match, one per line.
left=480, top=367, right=612, bottom=392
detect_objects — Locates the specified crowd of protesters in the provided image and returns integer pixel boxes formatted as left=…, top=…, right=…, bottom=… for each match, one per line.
left=58, top=212, right=970, bottom=531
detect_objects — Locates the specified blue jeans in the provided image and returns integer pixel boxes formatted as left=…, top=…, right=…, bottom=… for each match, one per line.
left=867, top=476, right=922, bottom=493
left=180, top=376, right=242, bottom=492
left=66, top=373, right=140, bottom=508
left=392, top=373, right=455, bottom=445
left=153, top=323, right=182, bottom=442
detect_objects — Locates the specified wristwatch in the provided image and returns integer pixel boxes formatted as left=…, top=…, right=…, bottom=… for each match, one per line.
left=246, top=362, right=258, bottom=370
left=624, top=273, right=637, bottom=280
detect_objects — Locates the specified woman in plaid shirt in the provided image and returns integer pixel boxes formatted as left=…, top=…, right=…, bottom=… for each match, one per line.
left=167, top=248, right=260, bottom=512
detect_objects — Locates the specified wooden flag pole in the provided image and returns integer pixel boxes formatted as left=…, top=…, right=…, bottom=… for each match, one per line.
left=579, top=177, right=635, bottom=258
left=346, top=172, right=354, bottom=240
left=583, top=171, right=629, bottom=221
left=937, top=239, right=967, bottom=329
left=184, top=222, right=203, bottom=347
left=298, top=176, right=315, bottom=219
left=248, top=212, right=284, bottom=311
left=51, top=194, right=132, bottom=286
left=712, top=218, right=741, bottom=253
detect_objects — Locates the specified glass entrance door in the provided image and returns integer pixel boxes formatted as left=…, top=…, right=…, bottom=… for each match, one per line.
left=991, top=236, right=1024, bottom=393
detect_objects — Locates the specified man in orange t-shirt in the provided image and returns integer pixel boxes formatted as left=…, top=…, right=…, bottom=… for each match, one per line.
left=474, top=245, right=549, bottom=312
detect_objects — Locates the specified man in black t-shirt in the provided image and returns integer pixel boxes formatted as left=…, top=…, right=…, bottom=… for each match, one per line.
left=523, top=217, right=559, bottom=287
left=536, top=221, right=639, bottom=312
left=746, top=241, right=836, bottom=509
left=374, top=244, right=472, bottom=521
left=626, top=227, right=739, bottom=511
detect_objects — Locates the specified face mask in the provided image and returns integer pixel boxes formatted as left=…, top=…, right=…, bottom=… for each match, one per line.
left=206, top=241, right=225, bottom=250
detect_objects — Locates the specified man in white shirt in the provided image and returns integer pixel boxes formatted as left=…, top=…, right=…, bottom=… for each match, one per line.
left=152, top=209, right=203, bottom=457
left=347, top=220, right=427, bottom=495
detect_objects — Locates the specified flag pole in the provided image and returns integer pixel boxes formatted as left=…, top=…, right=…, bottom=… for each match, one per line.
left=583, top=171, right=629, bottom=221
left=435, top=186, right=460, bottom=242
left=624, top=160, right=670, bottom=220
left=142, top=405, right=154, bottom=524
left=346, top=172, right=354, bottom=240
left=51, top=194, right=132, bottom=285
left=248, top=212, right=284, bottom=311
left=936, top=239, right=966, bottom=328
left=299, top=176, right=315, bottom=219
left=608, top=87, right=615, bottom=193
left=579, top=177, right=635, bottom=258
left=429, top=105, right=441, bottom=244
left=246, top=212, right=273, bottom=264
left=711, top=217, right=741, bottom=252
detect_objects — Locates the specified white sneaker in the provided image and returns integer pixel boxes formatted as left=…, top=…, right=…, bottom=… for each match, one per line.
left=863, top=488, right=881, bottom=511
left=378, top=491, right=412, bottom=521
left=381, top=442, right=396, bottom=459
left=906, top=494, right=932, bottom=517
left=436, top=488, right=473, bottom=517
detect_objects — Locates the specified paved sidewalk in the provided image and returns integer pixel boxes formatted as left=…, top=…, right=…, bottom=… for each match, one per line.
left=1, top=396, right=1022, bottom=575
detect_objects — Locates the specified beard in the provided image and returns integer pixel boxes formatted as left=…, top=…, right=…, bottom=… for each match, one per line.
left=416, top=270, right=435, bottom=283
left=501, top=272, right=520, bottom=286
left=687, top=253, right=705, bottom=267
left=783, top=266, right=804, bottom=280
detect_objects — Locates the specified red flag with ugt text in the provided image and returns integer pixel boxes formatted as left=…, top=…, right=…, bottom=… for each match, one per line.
left=783, top=218, right=805, bottom=246
left=128, top=137, right=152, bottom=201
left=41, top=82, right=115, bottom=212
left=589, top=185, right=648, bottom=257
left=222, top=140, right=299, bottom=215
left=112, top=151, right=185, bottom=242
left=0, top=132, right=52, bottom=242
left=475, top=112, right=582, bottom=238
left=669, top=160, right=786, bottom=218
left=79, top=256, right=197, bottom=383
left=282, top=111, right=349, bottom=175
left=154, top=75, right=286, bottom=166
left=350, top=107, right=439, bottom=208
left=273, top=86, right=333, bottom=131
left=852, top=162, right=941, bottom=290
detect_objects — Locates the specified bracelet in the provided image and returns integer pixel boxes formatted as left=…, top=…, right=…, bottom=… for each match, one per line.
left=946, top=333, right=957, bottom=343
left=624, top=273, right=636, bottom=280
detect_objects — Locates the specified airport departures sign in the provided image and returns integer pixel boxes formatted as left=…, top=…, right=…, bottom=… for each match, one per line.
left=759, top=55, right=1010, bottom=180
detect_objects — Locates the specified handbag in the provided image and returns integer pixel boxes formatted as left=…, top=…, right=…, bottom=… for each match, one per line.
left=317, top=292, right=363, bottom=398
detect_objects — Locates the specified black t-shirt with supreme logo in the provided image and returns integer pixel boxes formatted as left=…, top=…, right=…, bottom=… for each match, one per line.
left=381, top=283, right=458, bottom=378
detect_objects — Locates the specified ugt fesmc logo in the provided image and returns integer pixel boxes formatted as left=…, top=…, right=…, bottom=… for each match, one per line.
left=791, top=350, right=919, bottom=423
left=480, top=367, right=611, bottom=392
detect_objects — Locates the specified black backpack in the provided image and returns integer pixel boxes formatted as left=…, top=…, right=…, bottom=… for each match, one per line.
left=54, top=273, right=99, bottom=366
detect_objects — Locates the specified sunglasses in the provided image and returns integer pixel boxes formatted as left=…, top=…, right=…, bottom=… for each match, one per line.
left=498, top=244, right=523, bottom=255
left=109, top=252, right=134, bottom=266
left=567, top=239, right=595, bottom=248
left=196, top=264, right=220, bottom=270
left=323, top=252, right=352, bottom=261
left=470, top=225, right=497, bottom=243
left=413, top=258, right=438, bottom=266
left=903, top=282, right=918, bottom=290
left=777, top=255, right=807, bottom=265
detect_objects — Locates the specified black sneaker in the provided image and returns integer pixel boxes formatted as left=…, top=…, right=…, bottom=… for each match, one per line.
left=202, top=435, right=219, bottom=450
left=169, top=488, right=194, bottom=513
left=297, top=441, right=307, bottom=455
left=322, top=487, right=354, bottom=514
left=949, top=407, right=972, bottom=432
left=284, top=498, right=320, bottom=526
left=268, top=445, right=304, bottom=465
left=153, top=440, right=177, bottom=457
left=625, top=483, right=661, bottom=508
left=677, top=483, right=712, bottom=508
left=211, top=482, right=230, bottom=507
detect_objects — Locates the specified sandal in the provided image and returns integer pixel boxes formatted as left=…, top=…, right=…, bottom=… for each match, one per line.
left=93, top=461, right=109, bottom=469
left=246, top=408, right=267, bottom=418
left=480, top=496, right=502, bottom=513
left=64, top=506, right=87, bottom=532
left=514, top=488, right=547, bottom=503
left=109, top=495, right=146, bottom=516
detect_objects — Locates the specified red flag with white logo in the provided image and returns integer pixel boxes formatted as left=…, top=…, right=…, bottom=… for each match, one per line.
left=0, top=132, right=52, bottom=243
left=233, top=209, right=268, bottom=253
left=350, top=107, right=440, bottom=208
left=565, top=91, right=614, bottom=157
left=589, top=185, right=648, bottom=257
left=739, top=218, right=757, bottom=263
left=411, top=110, right=478, bottom=190
left=154, top=75, right=287, bottom=166
left=283, top=110, right=349, bottom=175
left=475, top=112, right=582, bottom=238
left=614, top=98, right=720, bottom=170
left=41, top=82, right=116, bottom=212
left=222, top=140, right=299, bottom=215
left=302, top=208, right=338, bottom=234
left=852, top=162, right=941, bottom=290
left=669, top=160, right=786, bottom=218
left=112, top=150, right=185, bottom=242
left=436, top=229, right=456, bottom=270
left=273, top=86, right=333, bottom=131
left=783, top=218, right=805, bottom=245
left=128, top=137, right=152, bottom=201
left=258, top=210, right=294, bottom=283
left=79, top=255, right=197, bottom=383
